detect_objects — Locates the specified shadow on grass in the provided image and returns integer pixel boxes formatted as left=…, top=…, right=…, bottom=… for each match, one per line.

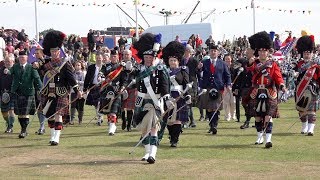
left=1, top=144, right=48, bottom=148
left=71, top=141, right=137, bottom=149
left=62, top=131, right=107, bottom=138
left=273, top=132, right=297, bottom=136
left=15, top=159, right=142, bottom=167
left=161, top=143, right=257, bottom=149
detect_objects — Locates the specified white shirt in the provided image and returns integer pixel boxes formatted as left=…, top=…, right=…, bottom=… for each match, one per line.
left=20, top=63, right=27, bottom=69
left=92, top=64, right=101, bottom=84
left=211, top=58, right=217, bottom=66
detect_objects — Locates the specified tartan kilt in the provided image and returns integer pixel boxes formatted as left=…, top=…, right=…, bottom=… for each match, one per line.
left=168, top=91, right=189, bottom=122
left=13, top=94, right=36, bottom=115
left=40, top=94, right=70, bottom=117
left=0, top=93, right=14, bottom=112
left=199, top=91, right=223, bottom=111
left=99, top=91, right=121, bottom=115
left=86, top=86, right=100, bottom=107
left=295, top=92, right=320, bottom=112
left=188, top=85, right=198, bottom=106
left=248, top=90, right=279, bottom=118
left=56, top=95, right=70, bottom=116
left=241, top=87, right=252, bottom=115
left=133, top=98, right=161, bottom=127
left=122, top=88, right=137, bottom=110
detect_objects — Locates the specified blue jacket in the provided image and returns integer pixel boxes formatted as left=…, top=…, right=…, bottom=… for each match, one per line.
left=200, top=58, right=231, bottom=90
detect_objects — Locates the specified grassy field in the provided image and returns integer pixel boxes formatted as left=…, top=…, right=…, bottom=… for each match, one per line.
left=0, top=99, right=320, bottom=179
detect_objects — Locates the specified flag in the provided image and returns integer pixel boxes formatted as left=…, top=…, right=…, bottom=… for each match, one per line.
left=28, top=46, right=37, bottom=64
left=273, top=39, right=297, bottom=61
left=60, top=48, right=66, bottom=59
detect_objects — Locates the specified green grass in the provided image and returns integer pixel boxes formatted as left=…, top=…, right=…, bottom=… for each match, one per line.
left=0, top=99, right=320, bottom=179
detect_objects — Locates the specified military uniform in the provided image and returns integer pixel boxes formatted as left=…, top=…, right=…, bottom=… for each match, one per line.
left=132, top=33, right=173, bottom=164
left=294, top=35, right=320, bottom=136
left=99, top=62, right=128, bottom=135
left=247, top=31, right=285, bottom=148
left=39, top=30, right=80, bottom=145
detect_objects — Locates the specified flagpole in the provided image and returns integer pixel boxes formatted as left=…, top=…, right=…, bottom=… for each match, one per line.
left=34, top=0, right=39, bottom=42
left=135, top=0, right=139, bottom=39
left=252, top=0, right=256, bottom=34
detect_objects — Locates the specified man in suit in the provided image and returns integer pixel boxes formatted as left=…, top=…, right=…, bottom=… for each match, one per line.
left=181, top=45, right=198, bottom=128
left=198, top=45, right=231, bottom=135
left=11, top=49, right=42, bottom=138
left=84, top=52, right=105, bottom=126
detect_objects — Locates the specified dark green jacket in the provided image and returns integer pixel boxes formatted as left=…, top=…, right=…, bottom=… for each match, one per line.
left=10, top=63, right=42, bottom=96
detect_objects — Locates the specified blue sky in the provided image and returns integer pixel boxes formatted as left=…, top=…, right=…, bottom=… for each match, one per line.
left=1, top=0, right=319, bottom=43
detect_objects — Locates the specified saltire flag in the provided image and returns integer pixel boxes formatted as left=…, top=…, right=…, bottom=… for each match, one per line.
left=60, top=48, right=66, bottom=59
left=273, top=38, right=297, bottom=61
left=27, top=46, right=37, bottom=64
left=28, top=46, right=66, bottom=64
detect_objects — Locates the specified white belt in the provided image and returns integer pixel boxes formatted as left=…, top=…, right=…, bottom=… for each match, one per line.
left=137, top=92, right=161, bottom=99
left=170, top=85, right=183, bottom=92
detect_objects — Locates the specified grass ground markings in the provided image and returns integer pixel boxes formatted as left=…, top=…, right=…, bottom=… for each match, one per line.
left=0, top=99, right=320, bottom=179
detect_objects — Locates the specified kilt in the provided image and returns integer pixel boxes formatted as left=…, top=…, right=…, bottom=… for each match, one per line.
left=40, top=94, right=70, bottom=117
left=248, top=89, right=279, bottom=118
left=168, top=91, right=189, bottom=122
left=99, top=91, right=121, bottom=115
left=199, top=90, right=223, bottom=111
left=188, top=84, right=198, bottom=106
left=295, top=92, right=319, bottom=112
left=13, top=94, right=36, bottom=115
left=86, top=86, right=100, bottom=107
left=133, top=98, right=160, bottom=129
left=241, top=87, right=252, bottom=115
left=122, top=88, right=137, bottom=110
left=0, top=93, right=14, bottom=112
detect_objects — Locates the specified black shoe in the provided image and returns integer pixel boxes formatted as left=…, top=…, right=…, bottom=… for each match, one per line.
left=189, top=123, right=196, bottom=128
left=36, top=129, right=45, bottom=135
left=255, top=142, right=263, bottom=145
left=18, top=132, right=27, bottom=138
left=147, top=156, right=155, bottom=164
left=207, top=128, right=212, bottom=133
left=51, top=141, right=59, bottom=146
left=199, top=117, right=204, bottom=121
left=170, top=143, right=177, bottom=147
left=240, top=122, right=249, bottom=129
left=5, top=128, right=13, bottom=133
left=212, top=127, right=217, bottom=135
left=96, top=121, right=102, bottom=126
left=307, top=132, right=314, bottom=136
left=109, top=132, right=115, bottom=136
left=265, top=142, right=272, bottom=148
left=127, top=126, right=132, bottom=132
